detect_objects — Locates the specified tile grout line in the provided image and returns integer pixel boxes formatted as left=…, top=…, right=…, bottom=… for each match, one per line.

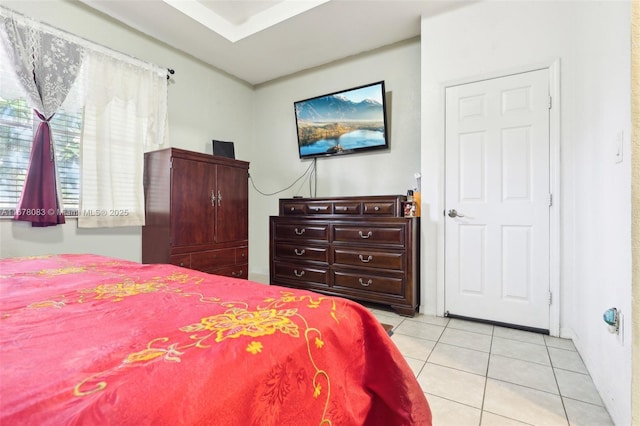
left=477, top=325, right=495, bottom=426
left=545, top=336, right=571, bottom=425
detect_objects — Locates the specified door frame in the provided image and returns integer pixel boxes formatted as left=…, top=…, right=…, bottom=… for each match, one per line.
left=436, top=59, right=561, bottom=336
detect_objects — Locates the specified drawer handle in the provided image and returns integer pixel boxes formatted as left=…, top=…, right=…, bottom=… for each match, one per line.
left=359, top=278, right=372, bottom=287
left=294, top=228, right=306, bottom=235
left=232, top=270, right=243, bottom=277
left=179, top=262, right=185, bottom=267
left=374, top=206, right=380, bottom=211
left=313, top=207, right=320, bottom=212
left=290, top=207, right=295, bottom=211
left=359, top=231, right=373, bottom=239
left=359, top=255, right=373, bottom=263
left=293, top=269, right=305, bottom=277
left=294, top=249, right=306, bottom=256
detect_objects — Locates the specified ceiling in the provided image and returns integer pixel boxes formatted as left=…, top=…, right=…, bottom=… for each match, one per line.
left=79, top=0, right=474, bottom=86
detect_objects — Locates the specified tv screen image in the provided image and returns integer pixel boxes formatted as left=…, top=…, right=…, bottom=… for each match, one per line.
left=294, top=81, right=388, bottom=159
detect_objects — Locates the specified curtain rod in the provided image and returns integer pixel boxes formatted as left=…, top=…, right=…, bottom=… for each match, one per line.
left=0, top=5, right=175, bottom=80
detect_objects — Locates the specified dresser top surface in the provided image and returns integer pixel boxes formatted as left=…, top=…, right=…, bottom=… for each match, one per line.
left=279, top=195, right=404, bottom=202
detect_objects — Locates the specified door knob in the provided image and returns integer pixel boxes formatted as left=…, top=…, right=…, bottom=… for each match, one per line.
left=447, top=209, right=465, bottom=218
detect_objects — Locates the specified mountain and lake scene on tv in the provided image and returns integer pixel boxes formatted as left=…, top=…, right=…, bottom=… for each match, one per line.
left=294, top=81, right=389, bottom=159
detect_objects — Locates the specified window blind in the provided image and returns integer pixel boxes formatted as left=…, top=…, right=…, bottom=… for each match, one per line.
left=0, top=96, right=82, bottom=215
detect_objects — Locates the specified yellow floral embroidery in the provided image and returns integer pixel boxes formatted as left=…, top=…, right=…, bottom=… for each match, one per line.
left=28, top=300, right=66, bottom=309
left=315, top=337, right=324, bottom=349
left=79, top=279, right=169, bottom=302
left=246, top=341, right=263, bottom=354
left=125, top=339, right=183, bottom=364
left=181, top=307, right=300, bottom=342
left=160, top=271, right=205, bottom=286
left=37, top=267, right=87, bottom=276
left=313, top=383, right=322, bottom=398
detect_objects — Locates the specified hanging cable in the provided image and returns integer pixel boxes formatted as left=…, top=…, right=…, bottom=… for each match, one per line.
left=249, top=159, right=316, bottom=197
left=309, top=158, right=317, bottom=197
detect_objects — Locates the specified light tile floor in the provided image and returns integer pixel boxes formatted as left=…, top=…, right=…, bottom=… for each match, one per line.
left=368, top=307, right=614, bottom=426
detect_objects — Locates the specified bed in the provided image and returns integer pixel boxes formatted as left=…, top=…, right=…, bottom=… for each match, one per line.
left=0, top=254, right=431, bottom=425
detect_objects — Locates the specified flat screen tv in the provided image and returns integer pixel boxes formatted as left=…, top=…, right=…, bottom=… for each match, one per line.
left=294, top=81, right=389, bottom=159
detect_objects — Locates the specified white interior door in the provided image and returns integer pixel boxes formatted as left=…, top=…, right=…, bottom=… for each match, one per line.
left=444, top=69, right=551, bottom=331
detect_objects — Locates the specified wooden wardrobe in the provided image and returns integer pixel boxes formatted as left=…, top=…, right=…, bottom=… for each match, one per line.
left=142, top=147, right=249, bottom=278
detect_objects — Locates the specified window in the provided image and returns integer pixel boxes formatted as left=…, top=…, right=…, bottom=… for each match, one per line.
left=1, top=9, right=168, bottom=227
left=0, top=96, right=82, bottom=216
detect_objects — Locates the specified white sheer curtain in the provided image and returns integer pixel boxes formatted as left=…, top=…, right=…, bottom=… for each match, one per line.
left=77, top=51, right=168, bottom=228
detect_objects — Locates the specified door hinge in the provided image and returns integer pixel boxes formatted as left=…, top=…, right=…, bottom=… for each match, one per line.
left=548, top=291, right=553, bottom=306
left=548, top=96, right=552, bottom=110
left=548, top=193, right=553, bottom=207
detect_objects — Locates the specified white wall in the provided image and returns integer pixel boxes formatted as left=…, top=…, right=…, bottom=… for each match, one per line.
left=420, top=2, right=632, bottom=424
left=0, top=1, right=254, bottom=261
left=248, top=40, right=422, bottom=280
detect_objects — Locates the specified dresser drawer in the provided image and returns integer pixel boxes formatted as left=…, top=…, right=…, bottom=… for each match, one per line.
left=333, top=248, right=404, bottom=270
left=275, top=243, right=329, bottom=263
left=363, top=200, right=398, bottom=215
left=333, top=270, right=404, bottom=296
left=333, top=202, right=361, bottom=215
left=236, top=247, right=248, bottom=264
left=307, top=202, right=331, bottom=215
left=281, top=202, right=308, bottom=215
left=274, top=223, right=329, bottom=241
left=281, top=201, right=332, bottom=215
left=273, top=262, right=329, bottom=286
left=190, top=248, right=236, bottom=271
left=212, top=264, right=248, bottom=279
left=333, top=225, right=405, bottom=245
left=170, top=254, right=191, bottom=268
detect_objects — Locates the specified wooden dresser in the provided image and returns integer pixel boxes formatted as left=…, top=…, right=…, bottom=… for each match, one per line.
left=269, top=195, right=419, bottom=316
left=142, top=148, right=249, bottom=278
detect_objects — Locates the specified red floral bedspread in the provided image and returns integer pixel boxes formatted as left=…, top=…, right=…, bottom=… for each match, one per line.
left=0, top=254, right=431, bottom=425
